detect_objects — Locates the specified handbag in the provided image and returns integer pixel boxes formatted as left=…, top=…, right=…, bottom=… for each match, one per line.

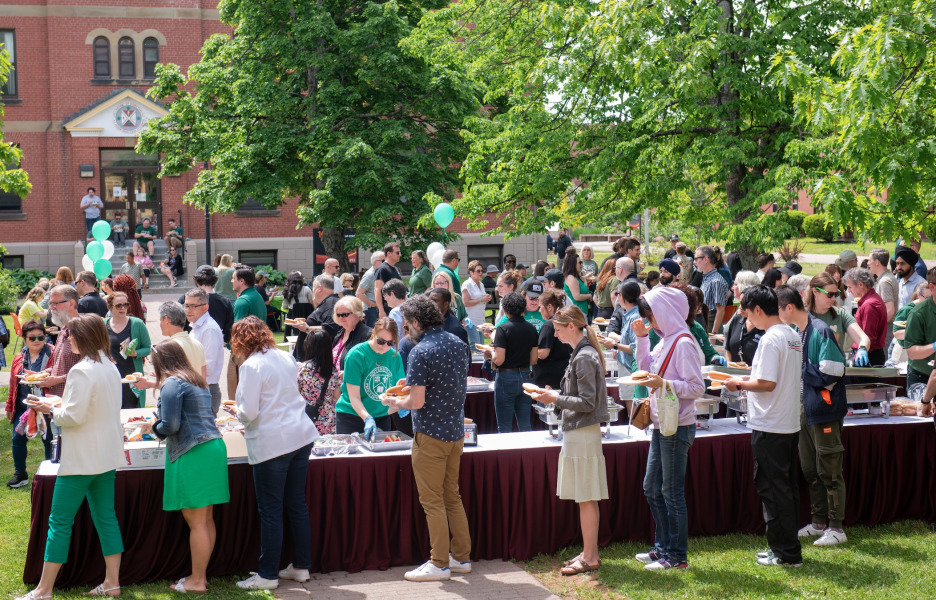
left=628, top=333, right=692, bottom=432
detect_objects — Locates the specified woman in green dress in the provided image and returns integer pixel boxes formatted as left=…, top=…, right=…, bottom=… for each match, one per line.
left=563, top=253, right=592, bottom=316
left=409, top=250, right=434, bottom=296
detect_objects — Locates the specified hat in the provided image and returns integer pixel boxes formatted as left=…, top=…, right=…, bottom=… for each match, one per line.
left=256, top=270, right=269, bottom=279
left=895, top=245, right=920, bottom=268
left=835, top=249, right=858, bottom=270
left=544, top=269, right=564, bottom=287
left=670, top=234, right=680, bottom=241
left=522, top=279, right=543, bottom=298
left=517, top=263, right=528, bottom=270
left=485, top=265, right=500, bottom=274
left=195, top=265, right=215, bottom=277
left=657, top=258, right=681, bottom=278
left=778, top=260, right=802, bottom=277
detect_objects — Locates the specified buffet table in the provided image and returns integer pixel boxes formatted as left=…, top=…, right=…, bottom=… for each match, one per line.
left=25, top=415, right=936, bottom=587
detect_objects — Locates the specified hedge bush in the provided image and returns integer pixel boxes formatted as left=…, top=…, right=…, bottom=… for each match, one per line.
left=803, top=214, right=836, bottom=242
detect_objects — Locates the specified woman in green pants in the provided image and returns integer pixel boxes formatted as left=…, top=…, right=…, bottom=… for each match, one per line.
left=22, top=315, right=125, bottom=600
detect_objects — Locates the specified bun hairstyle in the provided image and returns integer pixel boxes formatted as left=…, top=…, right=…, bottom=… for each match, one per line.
left=552, top=305, right=605, bottom=371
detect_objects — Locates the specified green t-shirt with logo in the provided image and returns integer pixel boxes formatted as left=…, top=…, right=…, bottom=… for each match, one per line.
left=497, top=310, right=545, bottom=332
left=135, top=224, right=157, bottom=240
left=335, top=341, right=405, bottom=419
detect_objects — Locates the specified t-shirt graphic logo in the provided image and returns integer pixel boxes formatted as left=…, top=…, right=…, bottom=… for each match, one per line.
left=363, top=364, right=392, bottom=399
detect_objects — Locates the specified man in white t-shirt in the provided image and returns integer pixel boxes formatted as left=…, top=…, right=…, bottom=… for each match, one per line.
left=725, top=285, right=804, bottom=568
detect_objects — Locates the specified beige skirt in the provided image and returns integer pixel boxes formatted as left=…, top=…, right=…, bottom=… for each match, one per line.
left=557, top=423, right=609, bottom=502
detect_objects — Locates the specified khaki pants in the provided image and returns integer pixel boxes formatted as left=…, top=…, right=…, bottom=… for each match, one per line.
left=164, top=235, right=182, bottom=249
left=798, top=412, right=846, bottom=529
left=411, top=433, right=471, bottom=568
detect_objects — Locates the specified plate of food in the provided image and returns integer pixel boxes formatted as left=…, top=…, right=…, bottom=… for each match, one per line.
left=24, top=395, right=61, bottom=408
left=379, top=384, right=411, bottom=405
left=121, top=372, right=145, bottom=384
left=18, top=372, right=50, bottom=383
left=617, top=370, right=654, bottom=385
left=706, top=371, right=733, bottom=382
left=709, top=334, right=725, bottom=343
left=284, top=318, right=305, bottom=326
left=894, top=321, right=907, bottom=328
left=593, top=317, right=609, bottom=325
left=522, top=382, right=546, bottom=396
left=727, top=361, right=750, bottom=370
left=474, top=343, right=494, bottom=352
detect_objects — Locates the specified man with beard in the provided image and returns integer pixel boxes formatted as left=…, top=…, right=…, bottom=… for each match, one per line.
left=895, top=245, right=926, bottom=310
left=36, top=285, right=82, bottom=397
left=657, top=259, right=681, bottom=287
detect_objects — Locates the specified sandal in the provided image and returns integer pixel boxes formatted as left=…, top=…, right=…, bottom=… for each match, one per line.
left=562, top=553, right=583, bottom=567
left=15, top=591, right=52, bottom=600
left=560, top=557, right=600, bottom=576
left=170, top=578, right=207, bottom=594
left=85, top=583, right=120, bottom=597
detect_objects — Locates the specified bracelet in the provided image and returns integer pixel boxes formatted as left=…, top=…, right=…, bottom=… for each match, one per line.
left=922, top=399, right=932, bottom=405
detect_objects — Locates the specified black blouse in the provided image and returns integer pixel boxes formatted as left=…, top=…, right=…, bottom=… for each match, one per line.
left=725, top=314, right=764, bottom=365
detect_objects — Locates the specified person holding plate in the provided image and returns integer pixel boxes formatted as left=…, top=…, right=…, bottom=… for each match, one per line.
left=104, top=291, right=152, bottom=408
left=530, top=305, right=609, bottom=576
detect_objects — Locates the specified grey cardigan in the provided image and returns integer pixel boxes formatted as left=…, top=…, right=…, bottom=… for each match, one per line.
left=556, top=339, right=609, bottom=432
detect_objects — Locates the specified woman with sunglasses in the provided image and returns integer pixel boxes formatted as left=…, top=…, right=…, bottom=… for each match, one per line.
left=462, top=260, right=492, bottom=346
left=563, top=253, right=592, bottom=317
left=805, top=272, right=871, bottom=364
left=334, top=318, right=404, bottom=440
left=6, top=320, right=55, bottom=489
left=104, top=291, right=153, bottom=408
left=331, top=296, right=372, bottom=369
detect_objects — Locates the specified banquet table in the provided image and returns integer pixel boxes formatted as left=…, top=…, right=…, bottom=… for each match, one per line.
left=24, top=416, right=936, bottom=587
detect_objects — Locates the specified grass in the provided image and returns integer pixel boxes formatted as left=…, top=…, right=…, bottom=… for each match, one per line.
left=526, top=521, right=936, bottom=600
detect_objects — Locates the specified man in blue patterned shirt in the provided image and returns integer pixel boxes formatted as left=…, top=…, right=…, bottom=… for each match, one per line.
left=386, top=295, right=471, bottom=582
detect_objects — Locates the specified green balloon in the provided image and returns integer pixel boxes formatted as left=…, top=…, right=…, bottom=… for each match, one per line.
left=86, top=241, right=105, bottom=262
left=93, top=258, right=113, bottom=279
left=91, top=220, right=112, bottom=242
left=434, top=202, right=455, bottom=229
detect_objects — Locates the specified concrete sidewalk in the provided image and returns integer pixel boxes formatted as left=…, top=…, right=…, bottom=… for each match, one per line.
left=274, top=560, right=560, bottom=600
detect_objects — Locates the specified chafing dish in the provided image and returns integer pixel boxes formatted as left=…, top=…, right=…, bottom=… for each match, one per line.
left=534, top=403, right=563, bottom=440
left=724, top=392, right=748, bottom=424
left=353, top=431, right=413, bottom=452
left=603, top=403, right=625, bottom=438
left=695, top=395, right=721, bottom=430
left=311, top=434, right=361, bottom=456
left=844, top=383, right=898, bottom=418
left=844, top=367, right=899, bottom=378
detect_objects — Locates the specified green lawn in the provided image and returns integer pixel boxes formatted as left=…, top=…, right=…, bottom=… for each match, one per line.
left=527, top=520, right=936, bottom=600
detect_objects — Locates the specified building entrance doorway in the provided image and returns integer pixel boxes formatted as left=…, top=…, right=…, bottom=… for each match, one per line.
left=100, top=149, right=161, bottom=237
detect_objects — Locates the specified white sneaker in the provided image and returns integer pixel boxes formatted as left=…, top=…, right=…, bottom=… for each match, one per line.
left=236, top=573, right=279, bottom=590
left=814, top=529, right=847, bottom=546
left=797, top=523, right=826, bottom=537
left=449, top=555, right=471, bottom=574
left=404, top=560, right=451, bottom=581
left=278, top=563, right=311, bottom=582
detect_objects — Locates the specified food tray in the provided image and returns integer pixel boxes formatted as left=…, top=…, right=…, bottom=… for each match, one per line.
left=533, top=403, right=561, bottom=425
left=353, top=431, right=413, bottom=452
left=844, top=367, right=900, bottom=378
left=695, top=396, right=721, bottom=416
left=311, top=434, right=361, bottom=456
left=845, top=383, right=898, bottom=405
left=702, top=365, right=752, bottom=377
left=606, top=402, right=624, bottom=422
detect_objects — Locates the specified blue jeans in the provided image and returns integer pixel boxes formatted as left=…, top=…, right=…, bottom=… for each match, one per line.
left=494, top=370, right=532, bottom=433
left=643, top=425, right=695, bottom=563
left=364, top=306, right=379, bottom=327
left=252, top=443, right=313, bottom=579
left=11, top=406, right=52, bottom=474
left=85, top=217, right=97, bottom=236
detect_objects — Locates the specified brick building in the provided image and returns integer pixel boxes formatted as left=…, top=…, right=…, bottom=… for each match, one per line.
left=0, top=0, right=540, bottom=278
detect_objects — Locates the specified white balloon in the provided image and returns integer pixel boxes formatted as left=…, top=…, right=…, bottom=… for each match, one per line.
left=101, top=240, right=115, bottom=260
left=426, top=242, right=444, bottom=257
left=429, top=248, right=445, bottom=268
left=82, top=254, right=94, bottom=271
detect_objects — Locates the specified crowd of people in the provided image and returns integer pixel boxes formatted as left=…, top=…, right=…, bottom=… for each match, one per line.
left=5, top=230, right=936, bottom=596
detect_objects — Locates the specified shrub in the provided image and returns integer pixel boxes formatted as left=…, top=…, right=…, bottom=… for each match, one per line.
left=0, top=268, right=21, bottom=313
left=803, top=214, right=836, bottom=242
left=252, top=265, right=287, bottom=286
left=778, top=238, right=807, bottom=262
left=786, top=210, right=807, bottom=236
left=5, top=268, right=54, bottom=293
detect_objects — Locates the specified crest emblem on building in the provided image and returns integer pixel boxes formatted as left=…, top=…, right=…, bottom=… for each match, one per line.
left=114, top=103, right=145, bottom=133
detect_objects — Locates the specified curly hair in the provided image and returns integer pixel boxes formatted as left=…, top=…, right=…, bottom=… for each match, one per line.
left=501, top=291, right=527, bottom=318
left=400, top=295, right=443, bottom=331
left=231, top=316, right=275, bottom=359
left=112, top=274, right=144, bottom=320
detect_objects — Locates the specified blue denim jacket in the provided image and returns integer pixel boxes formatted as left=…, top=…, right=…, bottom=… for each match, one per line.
left=152, top=376, right=221, bottom=462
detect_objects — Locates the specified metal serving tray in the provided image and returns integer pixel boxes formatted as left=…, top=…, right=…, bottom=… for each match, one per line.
left=695, top=395, right=721, bottom=430
left=353, top=431, right=413, bottom=452
left=844, top=383, right=897, bottom=418
left=311, top=435, right=361, bottom=456
left=844, top=367, right=900, bottom=378
left=534, top=403, right=561, bottom=425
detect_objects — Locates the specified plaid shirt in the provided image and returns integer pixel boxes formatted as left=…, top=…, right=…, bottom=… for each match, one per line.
left=48, top=328, right=81, bottom=397
left=701, top=269, right=729, bottom=313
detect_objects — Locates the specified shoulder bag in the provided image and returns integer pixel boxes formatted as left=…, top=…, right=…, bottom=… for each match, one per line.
left=629, top=333, right=692, bottom=431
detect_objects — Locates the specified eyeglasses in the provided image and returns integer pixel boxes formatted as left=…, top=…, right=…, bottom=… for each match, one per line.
left=27, top=335, right=46, bottom=342
left=813, top=287, right=839, bottom=298
left=473, top=269, right=483, bottom=273
left=113, top=303, right=130, bottom=309
left=49, top=299, right=70, bottom=307
left=336, top=312, right=352, bottom=319
left=693, top=256, right=704, bottom=261
left=374, top=338, right=394, bottom=346
left=184, top=303, right=206, bottom=310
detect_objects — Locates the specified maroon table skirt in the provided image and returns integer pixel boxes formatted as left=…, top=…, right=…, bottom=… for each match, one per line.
left=25, top=420, right=936, bottom=587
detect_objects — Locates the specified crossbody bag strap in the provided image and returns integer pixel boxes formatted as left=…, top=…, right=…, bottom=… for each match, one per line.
left=657, top=333, right=693, bottom=378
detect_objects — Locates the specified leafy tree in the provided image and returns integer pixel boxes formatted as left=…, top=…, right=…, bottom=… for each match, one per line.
left=771, top=0, right=936, bottom=243
left=138, top=0, right=480, bottom=269
left=408, top=0, right=875, bottom=267
left=0, top=47, right=31, bottom=205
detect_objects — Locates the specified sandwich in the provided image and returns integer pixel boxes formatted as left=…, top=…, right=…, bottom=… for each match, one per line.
left=630, top=370, right=651, bottom=382
left=24, top=372, right=50, bottom=383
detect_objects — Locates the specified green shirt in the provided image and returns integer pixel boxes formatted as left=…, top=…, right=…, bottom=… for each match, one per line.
left=166, top=226, right=183, bottom=239
left=233, top=286, right=267, bottom=322
left=595, top=276, right=620, bottom=309
left=214, top=267, right=237, bottom=302
left=582, top=259, right=598, bottom=277
left=812, top=307, right=857, bottom=354
left=564, top=277, right=590, bottom=315
left=905, top=298, right=936, bottom=377
left=409, top=264, right=433, bottom=296
left=135, top=224, right=157, bottom=240
left=496, top=310, right=545, bottom=332
left=894, top=301, right=916, bottom=344
left=336, top=342, right=405, bottom=419
left=648, top=320, right=717, bottom=365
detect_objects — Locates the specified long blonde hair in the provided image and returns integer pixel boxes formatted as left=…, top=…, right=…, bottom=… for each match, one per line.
left=219, top=254, right=234, bottom=268
left=551, top=305, right=605, bottom=371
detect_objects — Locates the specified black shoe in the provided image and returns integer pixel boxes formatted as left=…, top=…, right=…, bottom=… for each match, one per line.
left=7, top=472, right=28, bottom=488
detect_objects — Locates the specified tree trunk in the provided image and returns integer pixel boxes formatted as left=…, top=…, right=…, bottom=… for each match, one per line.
left=320, top=226, right=351, bottom=273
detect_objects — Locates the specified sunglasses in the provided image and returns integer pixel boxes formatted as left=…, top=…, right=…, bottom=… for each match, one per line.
left=113, top=303, right=130, bottom=309
left=813, top=287, right=839, bottom=298
left=27, top=335, right=46, bottom=342
left=336, top=312, right=352, bottom=319
left=374, top=338, right=394, bottom=346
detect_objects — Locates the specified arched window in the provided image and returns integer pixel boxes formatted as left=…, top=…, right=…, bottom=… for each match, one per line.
left=93, top=36, right=110, bottom=78
left=143, top=37, right=159, bottom=78
left=118, top=36, right=135, bottom=79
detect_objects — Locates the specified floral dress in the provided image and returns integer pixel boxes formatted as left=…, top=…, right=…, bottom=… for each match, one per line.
left=298, top=359, right=341, bottom=435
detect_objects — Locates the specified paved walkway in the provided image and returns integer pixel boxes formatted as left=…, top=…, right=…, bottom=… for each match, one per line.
left=274, top=561, right=560, bottom=600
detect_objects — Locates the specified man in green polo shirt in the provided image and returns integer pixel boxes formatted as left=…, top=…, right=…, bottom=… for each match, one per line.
left=903, top=267, right=936, bottom=389
left=433, top=249, right=461, bottom=290
left=232, top=266, right=268, bottom=322
left=133, top=217, right=157, bottom=256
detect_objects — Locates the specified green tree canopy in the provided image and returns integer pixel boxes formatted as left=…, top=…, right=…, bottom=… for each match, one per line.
left=0, top=46, right=31, bottom=203
left=408, top=0, right=875, bottom=264
left=138, top=0, right=480, bottom=267
left=771, top=0, right=936, bottom=243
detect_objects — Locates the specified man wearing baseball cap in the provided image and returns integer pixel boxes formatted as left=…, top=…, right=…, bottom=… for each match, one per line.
left=657, top=258, right=682, bottom=286
left=778, top=260, right=802, bottom=284
left=664, top=234, right=681, bottom=259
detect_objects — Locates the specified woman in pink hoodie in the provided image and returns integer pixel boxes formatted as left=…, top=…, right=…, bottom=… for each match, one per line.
left=631, top=286, right=705, bottom=570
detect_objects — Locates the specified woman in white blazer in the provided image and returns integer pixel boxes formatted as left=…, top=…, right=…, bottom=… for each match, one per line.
left=21, top=315, right=125, bottom=600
